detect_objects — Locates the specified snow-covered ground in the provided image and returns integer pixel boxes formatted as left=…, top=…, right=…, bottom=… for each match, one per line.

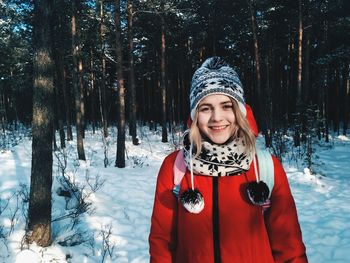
left=0, top=127, right=349, bottom=262
left=285, top=135, right=350, bottom=263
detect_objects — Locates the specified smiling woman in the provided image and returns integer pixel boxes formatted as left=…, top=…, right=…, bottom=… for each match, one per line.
left=149, top=57, right=308, bottom=263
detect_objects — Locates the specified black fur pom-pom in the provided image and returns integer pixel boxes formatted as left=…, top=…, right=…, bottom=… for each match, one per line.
left=180, top=188, right=204, bottom=214
left=202, top=57, right=229, bottom=70
left=246, top=181, right=270, bottom=205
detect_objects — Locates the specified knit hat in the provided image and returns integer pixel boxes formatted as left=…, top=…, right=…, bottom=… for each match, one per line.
left=190, top=57, right=246, bottom=120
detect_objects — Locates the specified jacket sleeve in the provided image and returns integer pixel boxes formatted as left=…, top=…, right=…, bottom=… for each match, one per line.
left=149, top=152, right=178, bottom=263
left=264, top=157, right=308, bottom=263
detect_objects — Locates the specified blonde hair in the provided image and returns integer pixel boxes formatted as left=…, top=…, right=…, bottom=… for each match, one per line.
left=189, top=99, right=256, bottom=157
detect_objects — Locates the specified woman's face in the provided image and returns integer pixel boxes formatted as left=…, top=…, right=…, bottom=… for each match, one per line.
left=197, top=94, right=237, bottom=144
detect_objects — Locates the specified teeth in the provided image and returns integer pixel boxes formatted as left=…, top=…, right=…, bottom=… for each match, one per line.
left=211, top=126, right=226, bottom=130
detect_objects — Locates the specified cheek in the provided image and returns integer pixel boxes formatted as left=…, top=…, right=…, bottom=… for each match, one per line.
left=230, top=114, right=236, bottom=124
left=197, top=113, right=209, bottom=131
left=225, top=111, right=236, bottom=124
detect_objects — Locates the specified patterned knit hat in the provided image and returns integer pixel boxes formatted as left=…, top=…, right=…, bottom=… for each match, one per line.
left=190, top=57, right=246, bottom=120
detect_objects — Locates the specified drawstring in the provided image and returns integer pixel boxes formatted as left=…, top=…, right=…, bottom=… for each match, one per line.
left=253, top=155, right=260, bottom=183
left=190, top=142, right=194, bottom=190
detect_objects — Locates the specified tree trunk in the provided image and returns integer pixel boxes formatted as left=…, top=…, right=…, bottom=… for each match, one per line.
left=99, top=0, right=108, bottom=138
left=325, top=67, right=329, bottom=142
left=53, top=121, right=58, bottom=151
left=27, top=0, right=54, bottom=247
left=52, top=0, right=66, bottom=149
left=53, top=1, right=72, bottom=141
left=248, top=0, right=262, bottom=102
left=206, top=3, right=217, bottom=56
left=160, top=1, right=168, bottom=143
left=177, top=70, right=181, bottom=125
left=147, top=54, right=153, bottom=127
left=297, top=0, right=303, bottom=107
left=248, top=0, right=265, bottom=135
left=264, top=44, right=272, bottom=147
left=78, top=58, right=86, bottom=139
left=285, top=27, right=294, bottom=124
left=90, top=48, right=96, bottom=134
left=0, top=81, right=6, bottom=133
left=303, top=27, right=310, bottom=104
left=334, top=67, right=340, bottom=134
left=71, top=0, right=86, bottom=160
left=294, top=0, right=303, bottom=147
left=115, top=0, right=126, bottom=168
left=127, top=0, right=138, bottom=145
left=141, top=69, right=146, bottom=126
left=62, top=66, right=73, bottom=141
left=54, top=79, right=66, bottom=149
left=323, top=17, right=329, bottom=142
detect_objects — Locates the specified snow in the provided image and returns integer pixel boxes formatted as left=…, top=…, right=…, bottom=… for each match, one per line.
left=286, top=138, right=350, bottom=263
left=1, top=127, right=350, bottom=262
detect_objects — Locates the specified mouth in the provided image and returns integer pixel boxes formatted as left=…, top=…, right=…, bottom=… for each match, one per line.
left=209, top=125, right=228, bottom=131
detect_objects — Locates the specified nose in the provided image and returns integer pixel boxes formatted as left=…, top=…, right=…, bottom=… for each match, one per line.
left=210, top=108, right=223, bottom=122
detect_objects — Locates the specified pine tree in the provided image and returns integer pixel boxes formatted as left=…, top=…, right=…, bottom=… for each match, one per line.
left=27, top=0, right=54, bottom=247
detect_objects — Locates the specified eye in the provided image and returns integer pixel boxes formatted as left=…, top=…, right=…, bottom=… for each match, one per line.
left=199, top=106, right=211, bottom=112
left=223, top=104, right=233, bottom=110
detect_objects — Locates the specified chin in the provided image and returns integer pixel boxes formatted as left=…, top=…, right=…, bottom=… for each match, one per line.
left=209, top=136, right=231, bottom=145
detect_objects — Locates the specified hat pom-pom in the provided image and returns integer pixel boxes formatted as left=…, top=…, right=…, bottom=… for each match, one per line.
left=180, top=189, right=204, bottom=214
left=202, top=56, right=229, bottom=70
left=246, top=181, right=270, bottom=205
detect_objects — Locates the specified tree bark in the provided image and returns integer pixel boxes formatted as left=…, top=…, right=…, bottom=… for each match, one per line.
left=303, top=27, right=310, bottom=104
left=78, top=57, right=86, bottom=139
left=333, top=67, right=340, bottom=134
left=264, top=44, right=272, bottom=147
left=323, top=15, right=329, bottom=142
left=127, top=0, right=138, bottom=145
left=27, top=0, right=54, bottom=247
left=115, top=0, right=126, bottom=168
left=0, top=81, right=6, bottom=133
left=90, top=48, right=96, bottom=134
left=294, top=0, right=303, bottom=147
left=62, top=66, right=73, bottom=141
left=52, top=0, right=66, bottom=149
left=55, top=59, right=68, bottom=146
left=160, top=1, right=168, bottom=143
left=325, top=67, right=329, bottom=142
left=52, top=0, right=72, bottom=141
left=53, top=78, right=65, bottom=149
left=98, top=0, right=108, bottom=138
left=248, top=0, right=262, bottom=102
left=71, top=0, right=86, bottom=160
left=248, top=0, right=267, bottom=143
left=297, top=0, right=303, bottom=107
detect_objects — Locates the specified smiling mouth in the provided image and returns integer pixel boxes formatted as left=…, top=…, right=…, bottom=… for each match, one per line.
left=210, top=125, right=228, bottom=131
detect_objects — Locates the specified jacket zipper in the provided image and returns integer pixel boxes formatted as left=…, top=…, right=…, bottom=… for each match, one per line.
left=213, top=177, right=221, bottom=263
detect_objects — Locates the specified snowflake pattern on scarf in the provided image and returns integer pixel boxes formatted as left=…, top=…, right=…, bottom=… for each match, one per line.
left=182, top=132, right=253, bottom=177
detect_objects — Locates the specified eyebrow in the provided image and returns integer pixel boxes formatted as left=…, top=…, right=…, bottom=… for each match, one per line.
left=198, top=100, right=232, bottom=107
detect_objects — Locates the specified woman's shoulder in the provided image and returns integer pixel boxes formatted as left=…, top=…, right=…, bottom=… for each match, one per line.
left=269, top=155, right=293, bottom=196
left=270, top=155, right=285, bottom=174
left=163, top=150, right=181, bottom=164
left=158, top=150, right=181, bottom=173
left=156, top=150, right=182, bottom=187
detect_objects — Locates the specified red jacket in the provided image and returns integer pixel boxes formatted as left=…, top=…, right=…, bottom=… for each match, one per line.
left=149, top=106, right=308, bottom=263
